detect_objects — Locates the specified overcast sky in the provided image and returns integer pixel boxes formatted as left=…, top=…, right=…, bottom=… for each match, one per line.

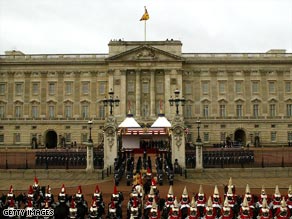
left=0, top=0, right=292, bottom=55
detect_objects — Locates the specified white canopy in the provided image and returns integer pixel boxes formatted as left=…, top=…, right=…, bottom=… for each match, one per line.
left=151, top=114, right=171, bottom=128
left=118, top=114, right=141, bottom=128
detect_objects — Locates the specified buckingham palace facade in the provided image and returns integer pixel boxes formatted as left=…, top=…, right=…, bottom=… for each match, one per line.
left=0, top=39, right=292, bottom=148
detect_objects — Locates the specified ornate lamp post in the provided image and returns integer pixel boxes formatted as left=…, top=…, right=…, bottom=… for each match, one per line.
left=88, top=120, right=93, bottom=143
left=196, top=119, right=202, bottom=143
left=103, top=89, right=120, bottom=116
left=169, top=89, right=185, bottom=115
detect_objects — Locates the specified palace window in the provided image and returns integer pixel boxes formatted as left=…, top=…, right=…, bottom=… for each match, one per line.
left=15, top=105, right=22, bottom=118
left=218, top=81, right=226, bottom=94
left=235, top=81, right=243, bottom=94
left=220, top=132, right=226, bottom=142
left=203, top=132, right=209, bottom=142
left=253, top=104, right=259, bottom=117
left=288, top=132, right=292, bottom=142
left=81, top=104, right=89, bottom=119
left=31, top=106, right=39, bottom=119
left=99, top=81, right=106, bottom=95
left=203, top=105, right=209, bottom=118
left=99, top=104, right=105, bottom=119
left=287, top=104, right=292, bottom=117
left=185, top=104, right=192, bottom=118
left=269, top=104, right=276, bottom=117
left=236, top=104, right=242, bottom=118
left=65, top=133, right=71, bottom=143
left=156, top=81, right=164, bottom=94
left=202, top=81, right=209, bottom=94
left=0, top=83, right=6, bottom=95
left=285, top=81, right=291, bottom=93
left=252, top=81, right=259, bottom=93
left=0, top=134, right=4, bottom=144
left=64, top=104, right=72, bottom=118
left=48, top=105, right=55, bottom=119
left=48, top=82, right=56, bottom=95
left=65, top=82, right=72, bottom=95
left=32, top=83, right=39, bottom=95
left=81, top=133, right=88, bottom=143
left=269, top=81, right=276, bottom=93
left=14, top=133, right=21, bottom=144
left=82, top=82, right=89, bottom=95
left=0, top=105, right=5, bottom=118
left=185, top=83, right=192, bottom=95
left=219, top=104, right=226, bottom=118
left=15, top=83, right=23, bottom=95
left=271, top=131, right=277, bottom=142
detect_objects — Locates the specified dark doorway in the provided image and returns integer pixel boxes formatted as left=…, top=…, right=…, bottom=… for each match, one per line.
left=234, top=129, right=246, bottom=147
left=45, top=131, right=57, bottom=148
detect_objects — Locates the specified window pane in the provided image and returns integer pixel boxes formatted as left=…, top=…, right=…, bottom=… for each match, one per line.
left=269, top=82, right=275, bottom=93
left=82, top=105, right=89, bottom=118
left=287, top=104, right=292, bottom=117
left=0, top=106, right=5, bottom=118
left=236, top=104, right=242, bottom=117
left=49, top=106, right=55, bottom=118
left=65, top=105, right=72, bottom=118
left=235, top=81, right=242, bottom=93
left=15, top=83, right=23, bottom=95
left=32, top=83, right=39, bottom=95
left=99, top=82, right=106, bottom=95
left=203, top=105, right=209, bottom=117
left=49, top=83, right=55, bottom=95
left=202, top=82, right=209, bottom=94
left=269, top=104, right=276, bottom=117
left=32, top=106, right=38, bottom=118
left=219, top=82, right=225, bottom=94
left=253, top=104, right=259, bottom=117
left=285, top=81, right=291, bottom=93
left=65, top=82, right=72, bottom=95
left=0, top=83, right=6, bottom=95
left=82, top=82, right=89, bottom=94
left=15, top=106, right=22, bottom=118
left=252, top=81, right=259, bottom=93
left=142, top=82, right=149, bottom=94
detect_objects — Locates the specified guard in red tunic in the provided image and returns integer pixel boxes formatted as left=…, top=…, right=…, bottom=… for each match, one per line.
left=257, top=185, right=270, bottom=209
left=258, top=198, right=273, bottom=219
left=242, top=184, right=254, bottom=218
left=189, top=197, right=199, bottom=219
left=275, top=197, right=290, bottom=219
left=149, top=199, right=161, bottom=219
left=168, top=197, right=181, bottom=219
left=165, top=185, right=176, bottom=208
left=196, top=185, right=207, bottom=217
left=270, top=185, right=282, bottom=217
left=285, top=185, right=292, bottom=216
left=203, top=197, right=216, bottom=219
left=180, top=186, right=190, bottom=219
left=221, top=196, right=233, bottom=219
left=225, top=186, right=236, bottom=208
left=239, top=196, right=252, bottom=219
left=211, top=185, right=222, bottom=218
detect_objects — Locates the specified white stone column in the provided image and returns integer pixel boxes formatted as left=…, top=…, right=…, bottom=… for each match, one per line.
left=120, top=70, right=127, bottom=116
left=86, top=142, right=94, bottom=172
left=103, top=123, right=118, bottom=168
left=171, top=122, right=186, bottom=168
left=135, top=70, right=141, bottom=116
left=150, top=71, right=155, bottom=117
left=195, top=142, right=203, bottom=170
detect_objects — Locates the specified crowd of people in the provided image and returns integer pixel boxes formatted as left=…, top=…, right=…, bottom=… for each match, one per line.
left=1, top=175, right=292, bottom=219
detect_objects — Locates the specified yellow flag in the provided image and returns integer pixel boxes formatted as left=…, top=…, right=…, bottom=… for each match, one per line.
left=140, top=6, right=149, bottom=21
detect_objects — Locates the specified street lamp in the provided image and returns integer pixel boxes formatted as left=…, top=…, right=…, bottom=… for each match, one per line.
left=169, top=89, right=186, bottom=115
left=103, top=89, right=120, bottom=116
left=196, top=119, right=202, bottom=143
left=88, top=120, right=93, bottom=143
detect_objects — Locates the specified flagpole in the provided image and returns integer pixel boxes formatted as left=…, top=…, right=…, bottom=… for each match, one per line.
left=144, top=20, right=146, bottom=41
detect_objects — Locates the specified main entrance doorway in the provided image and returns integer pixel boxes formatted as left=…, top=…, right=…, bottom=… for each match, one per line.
left=234, top=129, right=246, bottom=147
left=45, top=130, right=58, bottom=148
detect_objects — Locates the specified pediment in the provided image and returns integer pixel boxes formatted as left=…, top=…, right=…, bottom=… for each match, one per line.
left=106, top=45, right=182, bottom=62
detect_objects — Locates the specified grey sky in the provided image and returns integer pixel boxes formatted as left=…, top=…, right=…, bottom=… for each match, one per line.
left=0, top=0, right=292, bottom=54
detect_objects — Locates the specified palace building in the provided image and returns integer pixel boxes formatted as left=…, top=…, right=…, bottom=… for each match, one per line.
left=0, top=39, right=292, bottom=150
